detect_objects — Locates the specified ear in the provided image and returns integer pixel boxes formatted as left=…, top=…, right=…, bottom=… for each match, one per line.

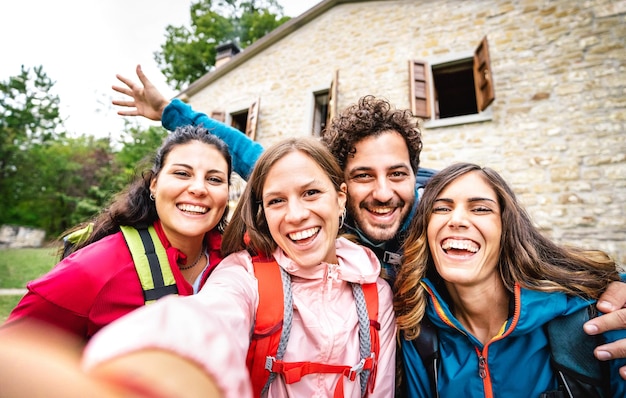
left=338, top=182, right=347, bottom=214
left=149, top=178, right=157, bottom=196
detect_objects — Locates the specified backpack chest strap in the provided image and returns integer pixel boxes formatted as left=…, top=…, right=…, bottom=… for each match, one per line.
left=265, top=354, right=376, bottom=398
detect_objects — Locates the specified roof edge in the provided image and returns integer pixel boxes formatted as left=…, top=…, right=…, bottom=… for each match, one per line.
left=177, top=0, right=372, bottom=100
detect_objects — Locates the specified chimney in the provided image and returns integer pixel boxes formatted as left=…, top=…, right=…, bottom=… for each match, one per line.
left=215, top=41, right=241, bottom=68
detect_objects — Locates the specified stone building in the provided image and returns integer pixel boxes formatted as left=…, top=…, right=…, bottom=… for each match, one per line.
left=175, top=0, right=626, bottom=265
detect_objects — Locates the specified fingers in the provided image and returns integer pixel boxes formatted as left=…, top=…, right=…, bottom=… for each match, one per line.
left=112, top=99, right=137, bottom=107
left=117, top=110, right=140, bottom=117
left=112, top=85, right=133, bottom=97
left=593, top=341, right=626, bottom=380
left=136, top=64, right=151, bottom=87
left=596, top=281, right=626, bottom=313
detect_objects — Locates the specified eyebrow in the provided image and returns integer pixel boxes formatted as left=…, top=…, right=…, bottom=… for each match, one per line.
left=349, top=163, right=410, bottom=173
left=434, top=197, right=497, bottom=204
left=170, top=163, right=227, bottom=175
left=262, top=178, right=320, bottom=200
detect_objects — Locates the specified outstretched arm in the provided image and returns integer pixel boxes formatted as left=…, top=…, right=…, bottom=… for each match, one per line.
left=0, top=320, right=223, bottom=397
left=584, top=280, right=626, bottom=379
left=112, top=64, right=168, bottom=121
left=111, top=65, right=263, bottom=180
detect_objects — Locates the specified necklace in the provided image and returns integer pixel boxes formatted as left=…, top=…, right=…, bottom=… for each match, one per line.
left=178, top=244, right=207, bottom=270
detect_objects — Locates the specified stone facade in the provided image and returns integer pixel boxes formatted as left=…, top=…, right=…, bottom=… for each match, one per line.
left=179, top=0, right=626, bottom=265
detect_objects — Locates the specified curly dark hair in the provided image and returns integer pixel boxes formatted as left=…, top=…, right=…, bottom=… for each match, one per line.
left=321, top=95, right=423, bottom=174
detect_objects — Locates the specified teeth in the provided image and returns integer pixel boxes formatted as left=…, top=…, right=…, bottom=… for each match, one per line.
left=442, top=239, right=479, bottom=253
left=178, top=204, right=208, bottom=214
left=371, top=207, right=393, bottom=214
left=289, top=227, right=320, bottom=241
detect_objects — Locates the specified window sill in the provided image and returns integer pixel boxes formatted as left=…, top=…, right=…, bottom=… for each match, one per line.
left=424, top=111, right=493, bottom=129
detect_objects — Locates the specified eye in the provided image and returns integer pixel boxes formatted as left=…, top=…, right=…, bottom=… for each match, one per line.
left=173, top=170, right=191, bottom=177
left=351, top=173, right=373, bottom=181
left=432, top=206, right=451, bottom=213
left=265, top=197, right=285, bottom=207
left=303, top=189, right=321, bottom=198
left=207, top=176, right=225, bottom=185
left=472, top=205, right=493, bottom=213
left=390, top=171, right=409, bottom=179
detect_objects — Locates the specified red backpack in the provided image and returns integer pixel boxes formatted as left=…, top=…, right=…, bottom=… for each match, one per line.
left=246, top=256, right=380, bottom=398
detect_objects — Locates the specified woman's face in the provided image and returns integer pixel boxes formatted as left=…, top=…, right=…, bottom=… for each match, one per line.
left=150, top=141, right=229, bottom=249
left=261, top=151, right=347, bottom=268
left=427, top=171, right=502, bottom=288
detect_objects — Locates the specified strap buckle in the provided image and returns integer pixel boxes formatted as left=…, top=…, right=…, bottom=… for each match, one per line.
left=265, top=356, right=276, bottom=372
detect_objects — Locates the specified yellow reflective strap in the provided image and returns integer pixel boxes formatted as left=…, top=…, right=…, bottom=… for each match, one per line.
left=120, top=225, right=177, bottom=305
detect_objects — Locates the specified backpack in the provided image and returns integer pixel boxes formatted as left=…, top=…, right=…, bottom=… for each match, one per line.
left=62, top=224, right=178, bottom=304
left=410, top=305, right=611, bottom=398
left=246, top=255, right=380, bottom=398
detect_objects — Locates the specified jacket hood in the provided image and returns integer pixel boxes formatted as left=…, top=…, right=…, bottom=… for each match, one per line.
left=273, top=237, right=381, bottom=284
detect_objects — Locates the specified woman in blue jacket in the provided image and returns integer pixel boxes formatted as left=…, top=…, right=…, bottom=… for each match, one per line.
left=394, top=162, right=626, bottom=397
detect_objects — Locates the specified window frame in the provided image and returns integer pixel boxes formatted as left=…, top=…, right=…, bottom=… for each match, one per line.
left=409, top=36, right=495, bottom=128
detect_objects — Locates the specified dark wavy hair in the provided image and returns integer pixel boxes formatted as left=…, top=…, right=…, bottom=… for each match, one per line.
left=221, top=137, right=345, bottom=258
left=322, top=95, right=423, bottom=174
left=63, top=125, right=232, bottom=255
left=394, top=162, right=620, bottom=340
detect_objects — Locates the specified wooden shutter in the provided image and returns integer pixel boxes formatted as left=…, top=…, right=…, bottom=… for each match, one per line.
left=245, top=98, right=260, bottom=140
left=325, top=69, right=339, bottom=130
left=210, top=110, right=225, bottom=123
left=409, top=60, right=431, bottom=119
left=473, top=36, right=495, bottom=111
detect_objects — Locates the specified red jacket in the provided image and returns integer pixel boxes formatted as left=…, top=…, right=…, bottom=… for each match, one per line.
left=5, top=221, right=222, bottom=340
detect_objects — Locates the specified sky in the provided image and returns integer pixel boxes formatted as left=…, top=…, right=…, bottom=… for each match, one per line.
left=0, top=0, right=322, bottom=139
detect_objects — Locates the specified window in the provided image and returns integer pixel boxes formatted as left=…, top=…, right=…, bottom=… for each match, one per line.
left=312, top=90, right=329, bottom=137
left=229, top=98, right=260, bottom=140
left=409, top=36, right=495, bottom=126
left=312, top=70, right=338, bottom=137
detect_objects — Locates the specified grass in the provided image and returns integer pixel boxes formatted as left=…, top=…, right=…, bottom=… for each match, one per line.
left=0, top=246, right=59, bottom=322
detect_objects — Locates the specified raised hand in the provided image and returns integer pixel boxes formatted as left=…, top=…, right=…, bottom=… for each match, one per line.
left=112, top=64, right=169, bottom=121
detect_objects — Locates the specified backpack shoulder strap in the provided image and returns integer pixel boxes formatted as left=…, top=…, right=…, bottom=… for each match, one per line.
left=120, top=225, right=178, bottom=304
left=543, top=304, right=610, bottom=398
left=358, top=282, right=381, bottom=395
left=410, top=315, right=440, bottom=397
left=246, top=256, right=292, bottom=397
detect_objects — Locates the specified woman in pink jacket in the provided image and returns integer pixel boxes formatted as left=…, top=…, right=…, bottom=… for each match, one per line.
left=0, top=137, right=395, bottom=397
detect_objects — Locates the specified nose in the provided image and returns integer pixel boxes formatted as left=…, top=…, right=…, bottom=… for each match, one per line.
left=188, top=176, right=208, bottom=196
left=284, top=199, right=309, bottom=224
left=447, top=207, right=470, bottom=228
left=371, top=178, right=394, bottom=203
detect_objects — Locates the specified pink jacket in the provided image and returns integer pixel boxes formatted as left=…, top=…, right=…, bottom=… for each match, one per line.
left=83, top=237, right=396, bottom=397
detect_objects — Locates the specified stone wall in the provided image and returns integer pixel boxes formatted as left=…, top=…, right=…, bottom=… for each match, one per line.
left=184, top=0, right=626, bottom=265
left=0, top=225, right=46, bottom=248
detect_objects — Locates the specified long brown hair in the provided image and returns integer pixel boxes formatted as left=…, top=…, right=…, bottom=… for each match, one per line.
left=394, top=162, right=620, bottom=339
left=62, top=125, right=232, bottom=256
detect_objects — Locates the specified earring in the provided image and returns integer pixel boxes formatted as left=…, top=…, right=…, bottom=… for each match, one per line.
left=149, top=193, right=155, bottom=201
left=339, top=208, right=346, bottom=229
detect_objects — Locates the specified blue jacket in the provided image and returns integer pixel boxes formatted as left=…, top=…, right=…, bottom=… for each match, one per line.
left=401, top=278, right=626, bottom=397
left=162, top=100, right=436, bottom=278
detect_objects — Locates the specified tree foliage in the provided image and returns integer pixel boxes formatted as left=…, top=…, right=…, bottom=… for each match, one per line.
left=0, top=66, right=170, bottom=239
left=155, top=0, right=290, bottom=90
left=0, top=66, right=65, bottom=230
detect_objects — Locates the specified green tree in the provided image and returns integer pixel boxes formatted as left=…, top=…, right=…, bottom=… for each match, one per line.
left=0, top=66, right=65, bottom=227
left=156, top=0, right=290, bottom=90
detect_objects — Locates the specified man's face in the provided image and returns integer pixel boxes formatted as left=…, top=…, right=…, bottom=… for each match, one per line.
left=344, top=130, right=416, bottom=242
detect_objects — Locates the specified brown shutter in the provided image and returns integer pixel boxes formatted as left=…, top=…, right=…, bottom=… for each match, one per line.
left=245, top=98, right=260, bottom=140
left=473, top=36, right=495, bottom=111
left=210, top=110, right=225, bottom=123
left=325, top=69, right=339, bottom=130
left=409, top=60, right=431, bottom=119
